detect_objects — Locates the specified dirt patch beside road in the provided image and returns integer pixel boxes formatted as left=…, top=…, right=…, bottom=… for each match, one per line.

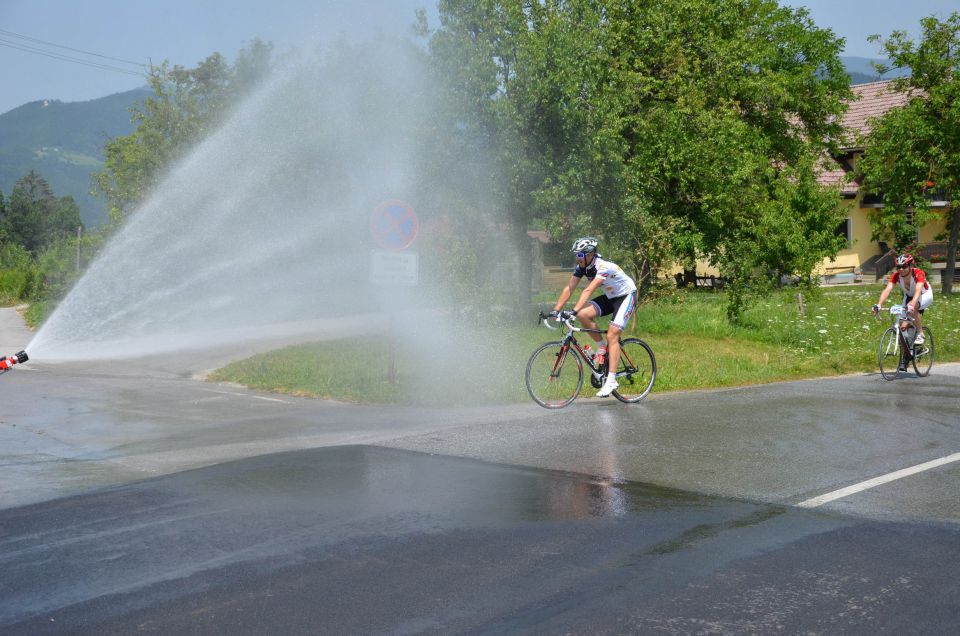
left=0, top=306, right=32, bottom=356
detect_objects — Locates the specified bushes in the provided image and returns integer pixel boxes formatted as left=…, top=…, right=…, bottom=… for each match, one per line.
left=0, top=229, right=105, bottom=309
left=0, top=242, right=40, bottom=305
left=0, top=268, right=40, bottom=304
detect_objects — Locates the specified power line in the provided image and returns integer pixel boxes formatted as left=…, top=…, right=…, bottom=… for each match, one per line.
left=0, top=28, right=146, bottom=67
left=0, top=38, right=145, bottom=77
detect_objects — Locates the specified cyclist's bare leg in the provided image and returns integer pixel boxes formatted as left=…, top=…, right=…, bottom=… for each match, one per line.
left=576, top=304, right=604, bottom=346
left=900, top=318, right=912, bottom=335
left=906, top=297, right=924, bottom=337
left=902, top=312, right=921, bottom=340
left=605, top=324, right=624, bottom=377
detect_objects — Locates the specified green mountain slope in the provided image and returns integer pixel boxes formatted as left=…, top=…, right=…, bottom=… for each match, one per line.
left=0, top=88, right=149, bottom=227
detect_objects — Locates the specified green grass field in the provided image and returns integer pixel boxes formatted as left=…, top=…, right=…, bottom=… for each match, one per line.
left=210, top=284, right=960, bottom=405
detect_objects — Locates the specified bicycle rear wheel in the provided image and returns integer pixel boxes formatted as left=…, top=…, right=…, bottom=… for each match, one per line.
left=877, top=327, right=900, bottom=380
left=526, top=341, right=583, bottom=409
left=912, top=327, right=934, bottom=377
left=612, top=338, right=656, bottom=403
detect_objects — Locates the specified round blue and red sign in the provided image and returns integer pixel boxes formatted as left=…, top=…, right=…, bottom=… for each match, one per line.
left=370, top=200, right=418, bottom=250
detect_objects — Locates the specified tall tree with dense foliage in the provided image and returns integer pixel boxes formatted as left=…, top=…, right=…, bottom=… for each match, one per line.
left=857, top=12, right=960, bottom=294
left=94, top=40, right=274, bottom=226
left=427, top=0, right=851, bottom=317
left=0, top=170, right=81, bottom=255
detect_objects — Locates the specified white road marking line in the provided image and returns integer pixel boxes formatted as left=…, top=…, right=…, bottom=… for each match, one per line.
left=797, top=452, right=960, bottom=508
left=247, top=395, right=288, bottom=403
left=199, top=388, right=288, bottom=403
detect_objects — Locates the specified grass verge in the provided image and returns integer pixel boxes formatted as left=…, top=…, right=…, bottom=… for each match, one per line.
left=210, top=285, right=960, bottom=405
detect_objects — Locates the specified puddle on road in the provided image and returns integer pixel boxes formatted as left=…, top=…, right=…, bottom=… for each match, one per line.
left=167, top=444, right=718, bottom=526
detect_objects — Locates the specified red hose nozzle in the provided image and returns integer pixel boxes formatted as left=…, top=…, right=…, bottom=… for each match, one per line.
left=0, top=350, right=28, bottom=372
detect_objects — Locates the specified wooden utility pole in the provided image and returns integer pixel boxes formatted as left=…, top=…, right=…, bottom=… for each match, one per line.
left=76, top=226, right=82, bottom=272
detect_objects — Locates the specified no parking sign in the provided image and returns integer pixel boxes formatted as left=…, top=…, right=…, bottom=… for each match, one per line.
left=370, top=200, right=418, bottom=250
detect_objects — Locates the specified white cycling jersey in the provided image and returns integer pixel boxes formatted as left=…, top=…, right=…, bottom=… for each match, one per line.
left=573, top=256, right=637, bottom=299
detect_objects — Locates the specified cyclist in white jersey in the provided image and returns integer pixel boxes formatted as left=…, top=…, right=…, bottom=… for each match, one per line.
left=551, top=237, right=638, bottom=397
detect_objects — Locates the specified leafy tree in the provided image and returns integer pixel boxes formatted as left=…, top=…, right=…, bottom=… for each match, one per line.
left=95, top=40, right=274, bottom=225
left=426, top=0, right=851, bottom=318
left=0, top=190, right=5, bottom=248
left=0, top=170, right=81, bottom=255
left=423, top=1, right=547, bottom=308
left=858, top=12, right=960, bottom=294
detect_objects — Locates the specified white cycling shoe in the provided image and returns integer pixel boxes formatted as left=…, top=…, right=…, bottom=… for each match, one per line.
left=596, top=378, right=619, bottom=397
left=914, top=333, right=925, bottom=345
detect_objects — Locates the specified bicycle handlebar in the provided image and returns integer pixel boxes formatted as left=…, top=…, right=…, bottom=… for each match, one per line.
left=872, top=304, right=913, bottom=322
left=538, top=310, right=578, bottom=331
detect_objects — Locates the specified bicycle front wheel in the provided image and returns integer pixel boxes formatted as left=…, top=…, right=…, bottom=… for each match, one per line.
left=878, top=327, right=900, bottom=380
left=612, top=338, right=656, bottom=403
left=912, top=327, right=934, bottom=377
left=526, top=341, right=583, bottom=409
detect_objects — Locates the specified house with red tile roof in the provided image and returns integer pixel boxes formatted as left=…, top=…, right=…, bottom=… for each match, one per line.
left=817, top=80, right=951, bottom=283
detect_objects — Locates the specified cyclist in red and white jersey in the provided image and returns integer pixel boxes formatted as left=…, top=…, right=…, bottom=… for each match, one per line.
left=551, top=237, right=638, bottom=398
left=872, top=253, right=933, bottom=345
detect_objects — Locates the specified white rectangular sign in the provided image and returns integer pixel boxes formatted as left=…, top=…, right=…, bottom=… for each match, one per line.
left=370, top=250, right=419, bottom=286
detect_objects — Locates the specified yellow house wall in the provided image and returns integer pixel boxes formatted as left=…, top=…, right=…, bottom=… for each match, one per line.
left=666, top=260, right=721, bottom=277
left=817, top=199, right=875, bottom=273
left=918, top=209, right=949, bottom=243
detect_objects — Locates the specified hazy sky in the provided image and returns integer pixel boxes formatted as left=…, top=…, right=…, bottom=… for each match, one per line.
left=1, top=0, right=957, bottom=115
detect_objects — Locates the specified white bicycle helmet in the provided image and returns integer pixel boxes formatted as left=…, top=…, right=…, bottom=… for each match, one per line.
left=571, top=237, right=599, bottom=254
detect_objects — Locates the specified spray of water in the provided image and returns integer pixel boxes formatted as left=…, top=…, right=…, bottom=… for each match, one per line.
left=23, top=38, right=427, bottom=357
left=26, top=31, right=527, bottom=400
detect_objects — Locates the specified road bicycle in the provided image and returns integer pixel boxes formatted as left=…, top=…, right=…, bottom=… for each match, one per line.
left=875, top=304, right=934, bottom=380
left=525, top=310, right=656, bottom=409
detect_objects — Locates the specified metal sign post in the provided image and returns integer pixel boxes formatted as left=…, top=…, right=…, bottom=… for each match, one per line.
left=369, top=200, right=419, bottom=385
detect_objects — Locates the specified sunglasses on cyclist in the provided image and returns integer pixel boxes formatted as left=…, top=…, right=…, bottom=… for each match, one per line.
left=897, top=265, right=912, bottom=270
left=576, top=251, right=588, bottom=259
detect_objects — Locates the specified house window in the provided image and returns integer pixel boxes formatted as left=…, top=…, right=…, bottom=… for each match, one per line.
left=923, top=185, right=948, bottom=207
left=835, top=218, right=852, bottom=246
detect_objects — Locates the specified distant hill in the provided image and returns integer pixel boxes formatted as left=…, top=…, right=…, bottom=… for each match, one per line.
left=842, top=55, right=911, bottom=85
left=849, top=71, right=882, bottom=85
left=0, top=88, right=150, bottom=228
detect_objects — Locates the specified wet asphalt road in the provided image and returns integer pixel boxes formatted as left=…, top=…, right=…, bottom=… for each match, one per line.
left=2, top=307, right=960, bottom=633
left=3, top=445, right=959, bottom=635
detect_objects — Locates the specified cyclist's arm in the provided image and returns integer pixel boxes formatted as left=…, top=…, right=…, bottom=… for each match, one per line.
left=553, top=276, right=581, bottom=312
left=877, top=281, right=895, bottom=307
left=571, top=277, right=604, bottom=313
